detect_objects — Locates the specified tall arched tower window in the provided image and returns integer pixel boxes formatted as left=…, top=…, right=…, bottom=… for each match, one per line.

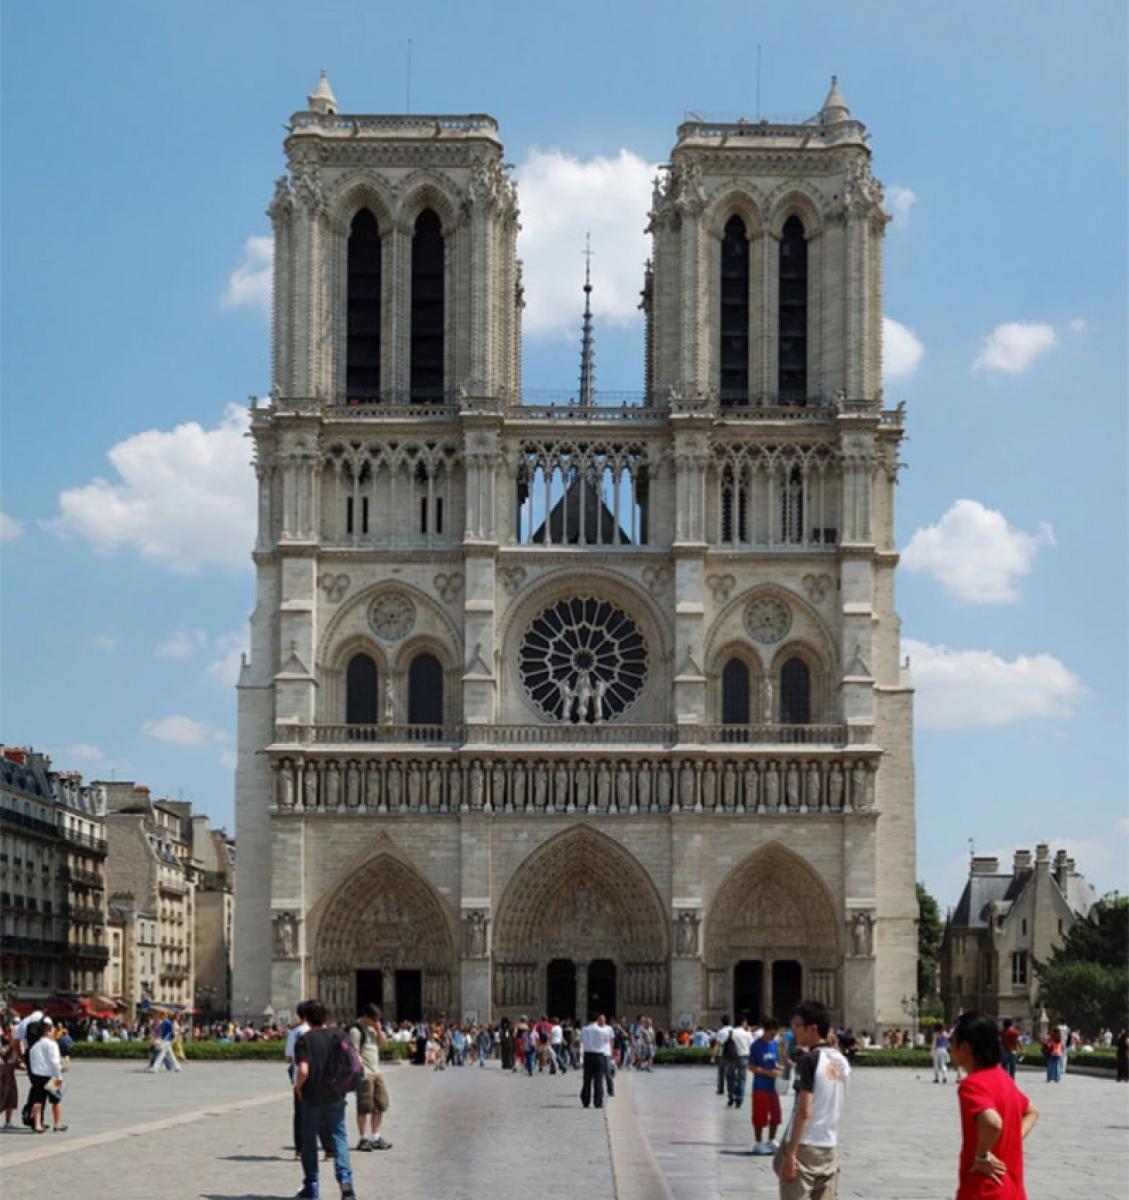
left=346, top=209, right=382, bottom=401
left=408, top=652, right=443, bottom=725
left=778, top=215, right=808, bottom=403
left=410, top=209, right=445, bottom=401
left=345, top=653, right=378, bottom=724
left=720, top=216, right=750, bottom=406
left=721, top=658, right=750, bottom=725
left=780, top=657, right=811, bottom=725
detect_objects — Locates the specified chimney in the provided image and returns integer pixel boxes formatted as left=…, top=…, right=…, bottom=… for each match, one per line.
left=970, top=856, right=1000, bottom=876
left=1035, top=843, right=1050, bottom=867
left=1013, top=849, right=1033, bottom=874
left=1054, top=848, right=1069, bottom=888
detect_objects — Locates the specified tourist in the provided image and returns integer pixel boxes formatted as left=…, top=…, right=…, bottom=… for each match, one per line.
left=0, top=1024, right=19, bottom=1128
left=775, top=1000, right=850, bottom=1199
left=14, top=1007, right=44, bottom=1062
left=1000, top=1019, right=1022, bottom=1079
left=293, top=999, right=356, bottom=1200
left=27, top=1017, right=66, bottom=1134
left=579, top=1014, right=613, bottom=1109
left=725, top=1014, right=754, bottom=1109
left=1042, top=1027, right=1064, bottom=1083
left=499, top=1016, right=516, bottom=1071
left=949, top=1010, right=1038, bottom=1199
left=1056, top=1020, right=1071, bottom=1075
left=549, top=1017, right=567, bottom=1073
left=749, top=1017, right=784, bottom=1155
left=286, top=1003, right=333, bottom=1163
left=713, top=1014, right=733, bottom=1097
left=349, top=1002, right=392, bottom=1152
left=147, top=1012, right=180, bottom=1074
left=637, top=1016, right=656, bottom=1071
left=931, top=1023, right=951, bottom=1083
left=1114, top=1029, right=1128, bottom=1082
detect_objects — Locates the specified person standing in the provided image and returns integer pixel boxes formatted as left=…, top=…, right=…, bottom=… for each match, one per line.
left=713, top=1014, right=733, bottom=1097
left=27, top=1017, right=66, bottom=1134
left=775, top=1001, right=850, bottom=1199
left=1114, top=1029, right=1129, bottom=1082
left=286, top=1003, right=332, bottom=1163
left=499, top=1017, right=515, bottom=1071
left=579, top=1014, right=613, bottom=1109
left=349, top=1003, right=392, bottom=1152
left=931, top=1023, right=951, bottom=1083
left=549, top=1018, right=568, bottom=1074
left=1042, top=1027, right=1063, bottom=1083
left=949, top=1010, right=1038, bottom=1200
left=293, top=1000, right=357, bottom=1200
left=726, top=1014, right=754, bottom=1108
left=0, top=1024, right=20, bottom=1128
left=750, top=1017, right=784, bottom=1155
left=999, top=1020, right=1022, bottom=1079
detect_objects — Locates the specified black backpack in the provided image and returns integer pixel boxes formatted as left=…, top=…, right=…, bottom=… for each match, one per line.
left=722, top=1030, right=739, bottom=1062
left=24, top=1021, right=43, bottom=1050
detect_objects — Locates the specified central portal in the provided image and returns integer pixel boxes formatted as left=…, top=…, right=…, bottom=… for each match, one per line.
left=587, top=958, right=616, bottom=1019
left=546, top=959, right=577, bottom=1019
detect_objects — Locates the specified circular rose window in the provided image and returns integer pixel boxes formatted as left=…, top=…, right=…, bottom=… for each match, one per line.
left=519, top=597, right=648, bottom=723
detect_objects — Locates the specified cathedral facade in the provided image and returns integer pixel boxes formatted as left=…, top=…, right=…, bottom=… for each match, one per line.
left=233, top=73, right=916, bottom=1032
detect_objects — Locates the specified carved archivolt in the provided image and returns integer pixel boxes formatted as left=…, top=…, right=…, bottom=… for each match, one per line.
left=314, top=853, right=456, bottom=974
left=705, top=842, right=840, bottom=966
left=493, top=827, right=668, bottom=962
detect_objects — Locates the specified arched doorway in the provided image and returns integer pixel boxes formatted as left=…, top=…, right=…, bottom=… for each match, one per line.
left=546, top=959, right=577, bottom=1020
left=492, top=827, right=669, bottom=1020
left=314, top=853, right=457, bottom=1024
left=705, top=842, right=840, bottom=1023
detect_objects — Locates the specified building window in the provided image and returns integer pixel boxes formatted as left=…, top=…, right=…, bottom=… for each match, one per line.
left=778, top=215, right=808, bottom=402
left=407, top=652, right=443, bottom=725
left=346, top=208, right=382, bottom=400
left=410, top=209, right=444, bottom=401
left=720, top=215, right=749, bottom=405
left=779, top=657, right=811, bottom=725
left=345, top=494, right=370, bottom=535
left=1011, top=951, right=1028, bottom=987
left=345, top=652, right=378, bottom=723
left=1021, top=918, right=1027, bottom=937
left=721, top=658, right=750, bottom=725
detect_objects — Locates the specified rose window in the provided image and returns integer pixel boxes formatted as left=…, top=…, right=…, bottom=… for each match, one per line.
left=519, top=597, right=648, bottom=723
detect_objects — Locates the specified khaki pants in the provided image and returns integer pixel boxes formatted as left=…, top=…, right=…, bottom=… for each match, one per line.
left=774, top=1144, right=839, bottom=1200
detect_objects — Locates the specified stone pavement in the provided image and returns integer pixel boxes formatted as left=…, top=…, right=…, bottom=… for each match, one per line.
left=0, top=1059, right=1125, bottom=1200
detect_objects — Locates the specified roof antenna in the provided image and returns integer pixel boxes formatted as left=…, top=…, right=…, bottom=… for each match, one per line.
left=578, top=233, right=595, bottom=408
left=756, top=45, right=762, bottom=120
left=406, top=39, right=413, bottom=114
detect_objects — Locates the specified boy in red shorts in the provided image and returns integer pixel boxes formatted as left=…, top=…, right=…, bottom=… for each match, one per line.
left=749, top=1017, right=784, bottom=1155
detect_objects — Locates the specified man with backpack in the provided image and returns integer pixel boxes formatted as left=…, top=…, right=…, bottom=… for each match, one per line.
left=293, top=1000, right=359, bottom=1200
left=348, top=1003, right=392, bottom=1152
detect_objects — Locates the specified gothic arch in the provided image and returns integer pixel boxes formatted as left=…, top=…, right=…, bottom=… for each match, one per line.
left=706, top=638, right=765, bottom=723
left=704, top=840, right=840, bottom=966
left=769, top=640, right=829, bottom=723
left=765, top=184, right=824, bottom=238
left=704, top=183, right=766, bottom=239
left=493, top=826, right=669, bottom=963
left=318, top=634, right=390, bottom=723
left=326, top=173, right=397, bottom=235
left=395, top=171, right=462, bottom=235
left=704, top=581, right=836, bottom=673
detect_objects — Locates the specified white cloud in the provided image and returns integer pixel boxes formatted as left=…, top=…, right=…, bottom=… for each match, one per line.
left=64, top=743, right=105, bottom=762
left=972, top=322, right=1057, bottom=374
left=883, top=317, right=924, bottom=382
left=46, top=403, right=255, bottom=574
left=206, top=631, right=249, bottom=685
left=142, top=715, right=227, bottom=747
left=220, top=235, right=273, bottom=317
left=0, top=511, right=23, bottom=541
left=903, top=637, right=1086, bottom=730
left=1068, top=318, right=1087, bottom=334
left=90, top=635, right=118, bottom=652
left=155, top=626, right=208, bottom=660
left=886, top=185, right=917, bottom=227
left=516, top=147, right=658, bottom=340
left=902, top=499, right=1054, bottom=603
left=219, top=749, right=238, bottom=770
left=1118, top=817, right=1129, bottom=837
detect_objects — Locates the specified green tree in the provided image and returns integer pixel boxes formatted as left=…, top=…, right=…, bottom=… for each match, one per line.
left=916, top=882, right=943, bottom=1004
left=1035, top=894, right=1128, bottom=1032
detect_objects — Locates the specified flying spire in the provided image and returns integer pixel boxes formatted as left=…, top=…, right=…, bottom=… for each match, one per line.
left=307, top=68, right=339, bottom=116
left=578, top=234, right=596, bottom=408
left=820, top=74, right=850, bottom=124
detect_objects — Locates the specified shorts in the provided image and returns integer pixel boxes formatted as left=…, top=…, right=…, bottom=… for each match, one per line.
left=752, top=1089, right=782, bottom=1129
left=355, top=1072, right=390, bottom=1114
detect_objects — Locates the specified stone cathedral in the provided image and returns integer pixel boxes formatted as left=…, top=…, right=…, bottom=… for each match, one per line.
left=234, top=72, right=916, bottom=1033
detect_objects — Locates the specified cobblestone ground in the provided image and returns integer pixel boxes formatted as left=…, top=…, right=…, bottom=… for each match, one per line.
left=0, top=1060, right=1125, bottom=1200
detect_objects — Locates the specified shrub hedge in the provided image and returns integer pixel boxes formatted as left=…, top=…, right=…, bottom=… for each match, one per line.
left=69, top=1037, right=411, bottom=1062
left=652, top=1045, right=1118, bottom=1070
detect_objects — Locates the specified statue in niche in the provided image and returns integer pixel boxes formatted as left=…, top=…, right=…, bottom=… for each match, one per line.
left=596, top=763, right=611, bottom=810
left=575, top=763, right=591, bottom=810
left=364, top=762, right=380, bottom=809
left=785, top=765, right=801, bottom=811
left=407, top=762, right=423, bottom=810
left=557, top=677, right=575, bottom=722
left=346, top=761, right=361, bottom=808
left=464, top=910, right=488, bottom=958
left=273, top=911, right=298, bottom=959
left=615, top=762, right=631, bottom=811
left=448, top=766, right=462, bottom=811
left=384, top=679, right=395, bottom=724
left=828, top=764, right=844, bottom=811
left=707, top=969, right=726, bottom=1009
left=851, top=763, right=870, bottom=811
left=387, top=762, right=403, bottom=810
left=277, top=763, right=295, bottom=810
left=512, top=765, right=526, bottom=811
left=592, top=677, right=608, bottom=724
left=325, top=761, right=341, bottom=809
left=763, top=678, right=775, bottom=723
left=534, top=764, right=548, bottom=810
left=303, top=763, right=318, bottom=809
left=469, top=761, right=485, bottom=809
left=491, top=762, right=506, bottom=811
left=701, top=763, right=717, bottom=810
left=553, top=764, right=569, bottom=811
left=427, top=762, right=442, bottom=810
left=675, top=911, right=700, bottom=956
left=743, top=762, right=758, bottom=811
left=850, top=909, right=875, bottom=957
left=657, top=764, right=672, bottom=810
left=763, top=763, right=780, bottom=810
left=678, top=763, right=695, bottom=808
left=806, top=763, right=822, bottom=811
left=722, top=763, right=737, bottom=810
left=636, top=764, right=651, bottom=812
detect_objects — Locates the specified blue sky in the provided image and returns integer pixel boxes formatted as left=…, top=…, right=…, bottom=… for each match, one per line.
left=2, top=0, right=1126, bottom=906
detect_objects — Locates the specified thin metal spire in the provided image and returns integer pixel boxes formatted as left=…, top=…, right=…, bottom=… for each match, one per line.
left=578, top=233, right=595, bottom=408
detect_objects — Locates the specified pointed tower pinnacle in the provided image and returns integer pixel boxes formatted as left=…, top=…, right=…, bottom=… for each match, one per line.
left=307, top=69, right=339, bottom=116
left=820, top=74, right=850, bottom=124
left=578, top=234, right=596, bottom=408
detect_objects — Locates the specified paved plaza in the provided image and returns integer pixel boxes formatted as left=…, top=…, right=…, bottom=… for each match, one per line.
left=0, top=1060, right=1125, bottom=1200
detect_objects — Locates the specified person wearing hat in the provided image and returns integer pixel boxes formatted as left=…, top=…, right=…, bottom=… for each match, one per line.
left=27, top=1017, right=66, bottom=1133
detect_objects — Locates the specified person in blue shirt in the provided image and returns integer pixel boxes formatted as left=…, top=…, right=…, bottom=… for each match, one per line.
left=748, top=1017, right=784, bottom=1155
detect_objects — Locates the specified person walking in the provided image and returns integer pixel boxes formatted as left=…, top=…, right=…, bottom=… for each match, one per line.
left=949, top=1010, right=1038, bottom=1200
left=1114, top=1029, right=1129, bottom=1082
left=499, top=1017, right=516, bottom=1071
left=713, top=1014, right=733, bottom=1097
left=293, top=1000, right=357, bottom=1200
left=726, top=1014, right=754, bottom=1108
left=147, top=1013, right=180, bottom=1074
left=579, top=1014, right=613, bottom=1109
left=932, top=1023, right=951, bottom=1083
left=349, top=1003, right=392, bottom=1152
left=999, top=1020, right=1022, bottom=1079
left=750, top=1017, right=784, bottom=1155
left=476, top=1024, right=493, bottom=1067
left=1042, top=1028, right=1063, bottom=1083
left=549, top=1018, right=568, bottom=1074
left=775, top=1001, right=850, bottom=1199
left=27, top=1017, right=66, bottom=1134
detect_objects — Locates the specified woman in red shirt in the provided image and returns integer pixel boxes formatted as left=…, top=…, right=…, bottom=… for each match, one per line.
left=950, top=1011, right=1039, bottom=1200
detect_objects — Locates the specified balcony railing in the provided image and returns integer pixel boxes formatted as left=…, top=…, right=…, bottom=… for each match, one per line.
left=1, top=935, right=67, bottom=958
left=59, top=827, right=108, bottom=854
left=67, top=942, right=110, bottom=962
left=0, top=808, right=59, bottom=840
left=59, top=865, right=104, bottom=888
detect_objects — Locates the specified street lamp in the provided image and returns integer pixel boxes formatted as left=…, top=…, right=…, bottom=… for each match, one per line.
left=901, top=993, right=920, bottom=1045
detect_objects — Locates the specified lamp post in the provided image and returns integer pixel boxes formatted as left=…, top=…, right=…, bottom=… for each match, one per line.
left=901, top=993, right=920, bottom=1045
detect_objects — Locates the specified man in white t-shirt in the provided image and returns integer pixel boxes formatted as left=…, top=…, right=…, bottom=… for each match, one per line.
left=725, top=1014, right=755, bottom=1108
left=579, top=1015, right=613, bottom=1109
left=777, top=1000, right=850, bottom=1199
left=712, top=1014, right=733, bottom=1096
left=549, top=1020, right=568, bottom=1074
